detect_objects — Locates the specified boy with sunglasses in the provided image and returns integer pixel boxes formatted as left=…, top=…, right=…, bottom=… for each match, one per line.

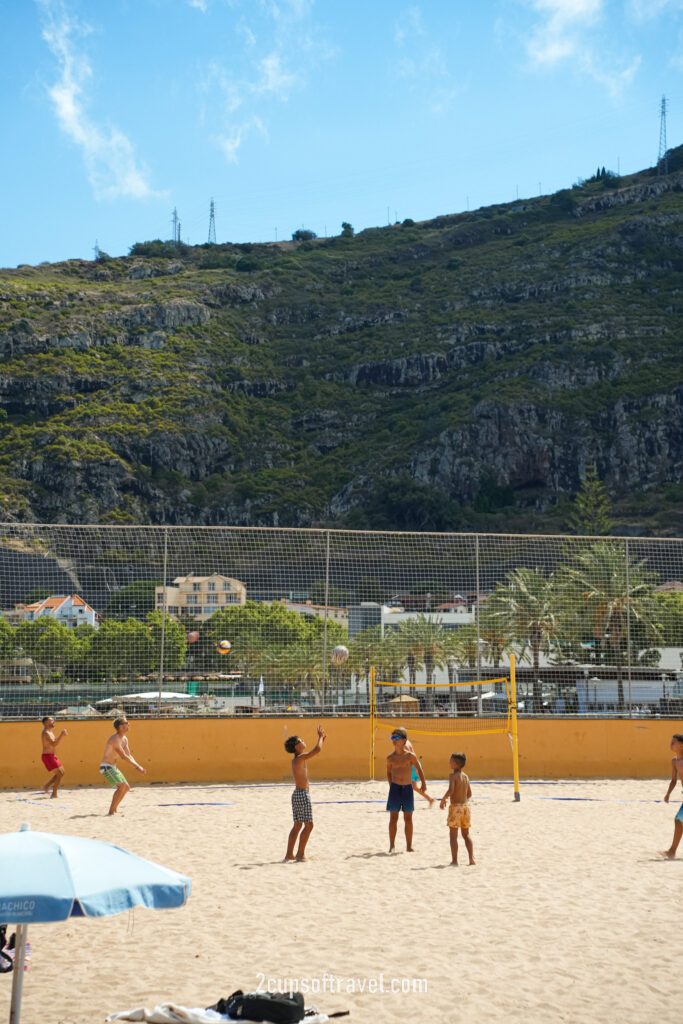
left=386, top=727, right=426, bottom=852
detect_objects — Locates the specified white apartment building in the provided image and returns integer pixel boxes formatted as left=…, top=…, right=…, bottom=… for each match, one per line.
left=155, top=574, right=247, bottom=622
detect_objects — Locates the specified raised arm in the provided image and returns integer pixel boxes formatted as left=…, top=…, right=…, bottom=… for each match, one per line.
left=54, top=729, right=68, bottom=747
left=298, top=725, right=327, bottom=761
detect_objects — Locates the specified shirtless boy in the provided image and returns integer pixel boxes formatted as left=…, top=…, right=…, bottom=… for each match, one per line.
left=40, top=716, right=67, bottom=798
left=661, top=733, right=683, bottom=858
left=99, top=717, right=146, bottom=815
left=387, top=727, right=426, bottom=852
left=440, top=752, right=475, bottom=866
left=284, top=725, right=326, bottom=862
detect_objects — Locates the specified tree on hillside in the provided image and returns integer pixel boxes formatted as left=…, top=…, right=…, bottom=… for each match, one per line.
left=0, top=617, right=15, bottom=661
left=568, top=464, right=613, bottom=535
left=147, top=610, right=188, bottom=669
left=102, top=580, right=161, bottom=619
left=651, top=591, right=683, bottom=646
left=15, top=618, right=92, bottom=682
left=86, top=618, right=155, bottom=682
left=341, top=222, right=354, bottom=238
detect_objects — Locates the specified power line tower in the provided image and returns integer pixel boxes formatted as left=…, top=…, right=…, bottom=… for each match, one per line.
left=171, top=207, right=181, bottom=243
left=658, top=95, right=668, bottom=175
left=208, top=198, right=217, bottom=244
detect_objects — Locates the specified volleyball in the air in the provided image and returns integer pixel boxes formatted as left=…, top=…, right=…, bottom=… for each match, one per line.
left=331, top=644, right=349, bottom=664
left=217, top=639, right=232, bottom=654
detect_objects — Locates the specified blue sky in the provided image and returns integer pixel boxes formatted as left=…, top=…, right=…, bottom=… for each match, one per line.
left=1, top=0, right=682, bottom=268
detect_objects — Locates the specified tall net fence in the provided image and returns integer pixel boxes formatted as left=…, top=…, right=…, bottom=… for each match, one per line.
left=0, top=524, right=681, bottom=720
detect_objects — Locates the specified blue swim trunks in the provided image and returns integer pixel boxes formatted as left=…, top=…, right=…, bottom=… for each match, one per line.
left=386, top=782, right=414, bottom=813
left=675, top=802, right=683, bottom=824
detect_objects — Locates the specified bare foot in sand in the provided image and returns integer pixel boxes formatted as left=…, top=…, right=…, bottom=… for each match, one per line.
left=660, top=850, right=676, bottom=859
left=406, top=847, right=414, bottom=853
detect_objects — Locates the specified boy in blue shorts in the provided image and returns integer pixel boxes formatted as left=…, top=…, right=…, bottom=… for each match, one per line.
left=661, top=733, right=683, bottom=858
left=386, top=727, right=426, bottom=852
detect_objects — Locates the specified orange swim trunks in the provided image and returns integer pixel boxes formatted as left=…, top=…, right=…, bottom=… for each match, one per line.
left=447, top=802, right=471, bottom=829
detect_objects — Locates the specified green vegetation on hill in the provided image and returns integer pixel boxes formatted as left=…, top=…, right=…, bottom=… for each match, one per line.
left=0, top=154, right=682, bottom=534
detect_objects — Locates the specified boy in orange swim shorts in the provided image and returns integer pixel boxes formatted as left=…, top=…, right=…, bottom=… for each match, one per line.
left=440, top=752, right=475, bottom=866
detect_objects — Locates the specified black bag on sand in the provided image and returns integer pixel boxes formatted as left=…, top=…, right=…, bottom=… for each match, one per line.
left=0, top=926, right=13, bottom=974
left=214, top=989, right=305, bottom=1023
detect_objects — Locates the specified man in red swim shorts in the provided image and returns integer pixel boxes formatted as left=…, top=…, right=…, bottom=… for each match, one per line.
left=41, top=716, right=68, bottom=798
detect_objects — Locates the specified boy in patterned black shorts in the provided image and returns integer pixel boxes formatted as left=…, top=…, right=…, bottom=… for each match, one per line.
left=284, top=725, right=326, bottom=861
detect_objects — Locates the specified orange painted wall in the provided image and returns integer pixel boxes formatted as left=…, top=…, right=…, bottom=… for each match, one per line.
left=2, top=716, right=681, bottom=789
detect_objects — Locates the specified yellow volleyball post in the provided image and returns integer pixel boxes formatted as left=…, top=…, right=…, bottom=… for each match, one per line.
left=369, top=666, right=376, bottom=780
left=510, top=653, right=521, bottom=802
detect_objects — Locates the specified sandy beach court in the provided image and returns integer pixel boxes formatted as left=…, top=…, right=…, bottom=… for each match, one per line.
left=0, top=778, right=679, bottom=1024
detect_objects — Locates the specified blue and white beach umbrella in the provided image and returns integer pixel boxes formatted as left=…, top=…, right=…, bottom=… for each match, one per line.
left=0, top=824, right=191, bottom=1024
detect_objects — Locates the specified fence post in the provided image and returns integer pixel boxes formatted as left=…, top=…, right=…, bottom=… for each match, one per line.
left=157, top=528, right=169, bottom=716
left=625, top=538, right=632, bottom=718
left=322, top=530, right=330, bottom=714
left=475, top=535, right=481, bottom=675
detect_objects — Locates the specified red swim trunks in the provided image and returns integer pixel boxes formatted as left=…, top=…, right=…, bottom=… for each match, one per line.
left=41, top=753, right=62, bottom=772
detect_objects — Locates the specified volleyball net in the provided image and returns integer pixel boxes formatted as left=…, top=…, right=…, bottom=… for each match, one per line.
left=370, top=655, right=521, bottom=799
left=0, top=523, right=680, bottom=722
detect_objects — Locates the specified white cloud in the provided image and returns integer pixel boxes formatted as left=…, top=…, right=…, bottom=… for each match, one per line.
left=392, top=5, right=460, bottom=115
left=203, top=0, right=329, bottom=165
left=522, top=0, right=642, bottom=96
left=628, top=0, right=683, bottom=20
left=188, top=0, right=208, bottom=12
left=36, top=0, right=161, bottom=200
left=394, top=5, right=425, bottom=46
left=526, top=0, right=603, bottom=66
left=217, top=116, right=267, bottom=163
left=255, top=53, right=298, bottom=97
left=581, top=52, right=641, bottom=98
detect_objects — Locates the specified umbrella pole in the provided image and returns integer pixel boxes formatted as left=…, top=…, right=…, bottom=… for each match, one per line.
left=8, top=923, right=27, bottom=1024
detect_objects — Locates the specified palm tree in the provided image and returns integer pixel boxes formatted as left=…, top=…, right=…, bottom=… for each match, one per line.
left=447, top=625, right=480, bottom=669
left=486, top=567, right=560, bottom=713
left=478, top=607, right=517, bottom=668
left=396, top=615, right=448, bottom=711
left=348, top=626, right=383, bottom=705
left=557, top=541, right=659, bottom=711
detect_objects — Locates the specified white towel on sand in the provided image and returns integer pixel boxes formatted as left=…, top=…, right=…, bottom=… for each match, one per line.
left=106, top=1004, right=330, bottom=1023
left=106, top=1007, right=225, bottom=1023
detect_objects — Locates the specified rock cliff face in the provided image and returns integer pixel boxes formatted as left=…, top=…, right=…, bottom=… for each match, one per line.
left=0, top=156, right=682, bottom=534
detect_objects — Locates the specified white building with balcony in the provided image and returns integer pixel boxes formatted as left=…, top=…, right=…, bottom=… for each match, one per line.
left=155, top=574, right=247, bottom=622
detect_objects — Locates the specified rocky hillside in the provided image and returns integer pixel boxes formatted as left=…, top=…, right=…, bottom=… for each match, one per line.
left=1, top=156, right=682, bottom=535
